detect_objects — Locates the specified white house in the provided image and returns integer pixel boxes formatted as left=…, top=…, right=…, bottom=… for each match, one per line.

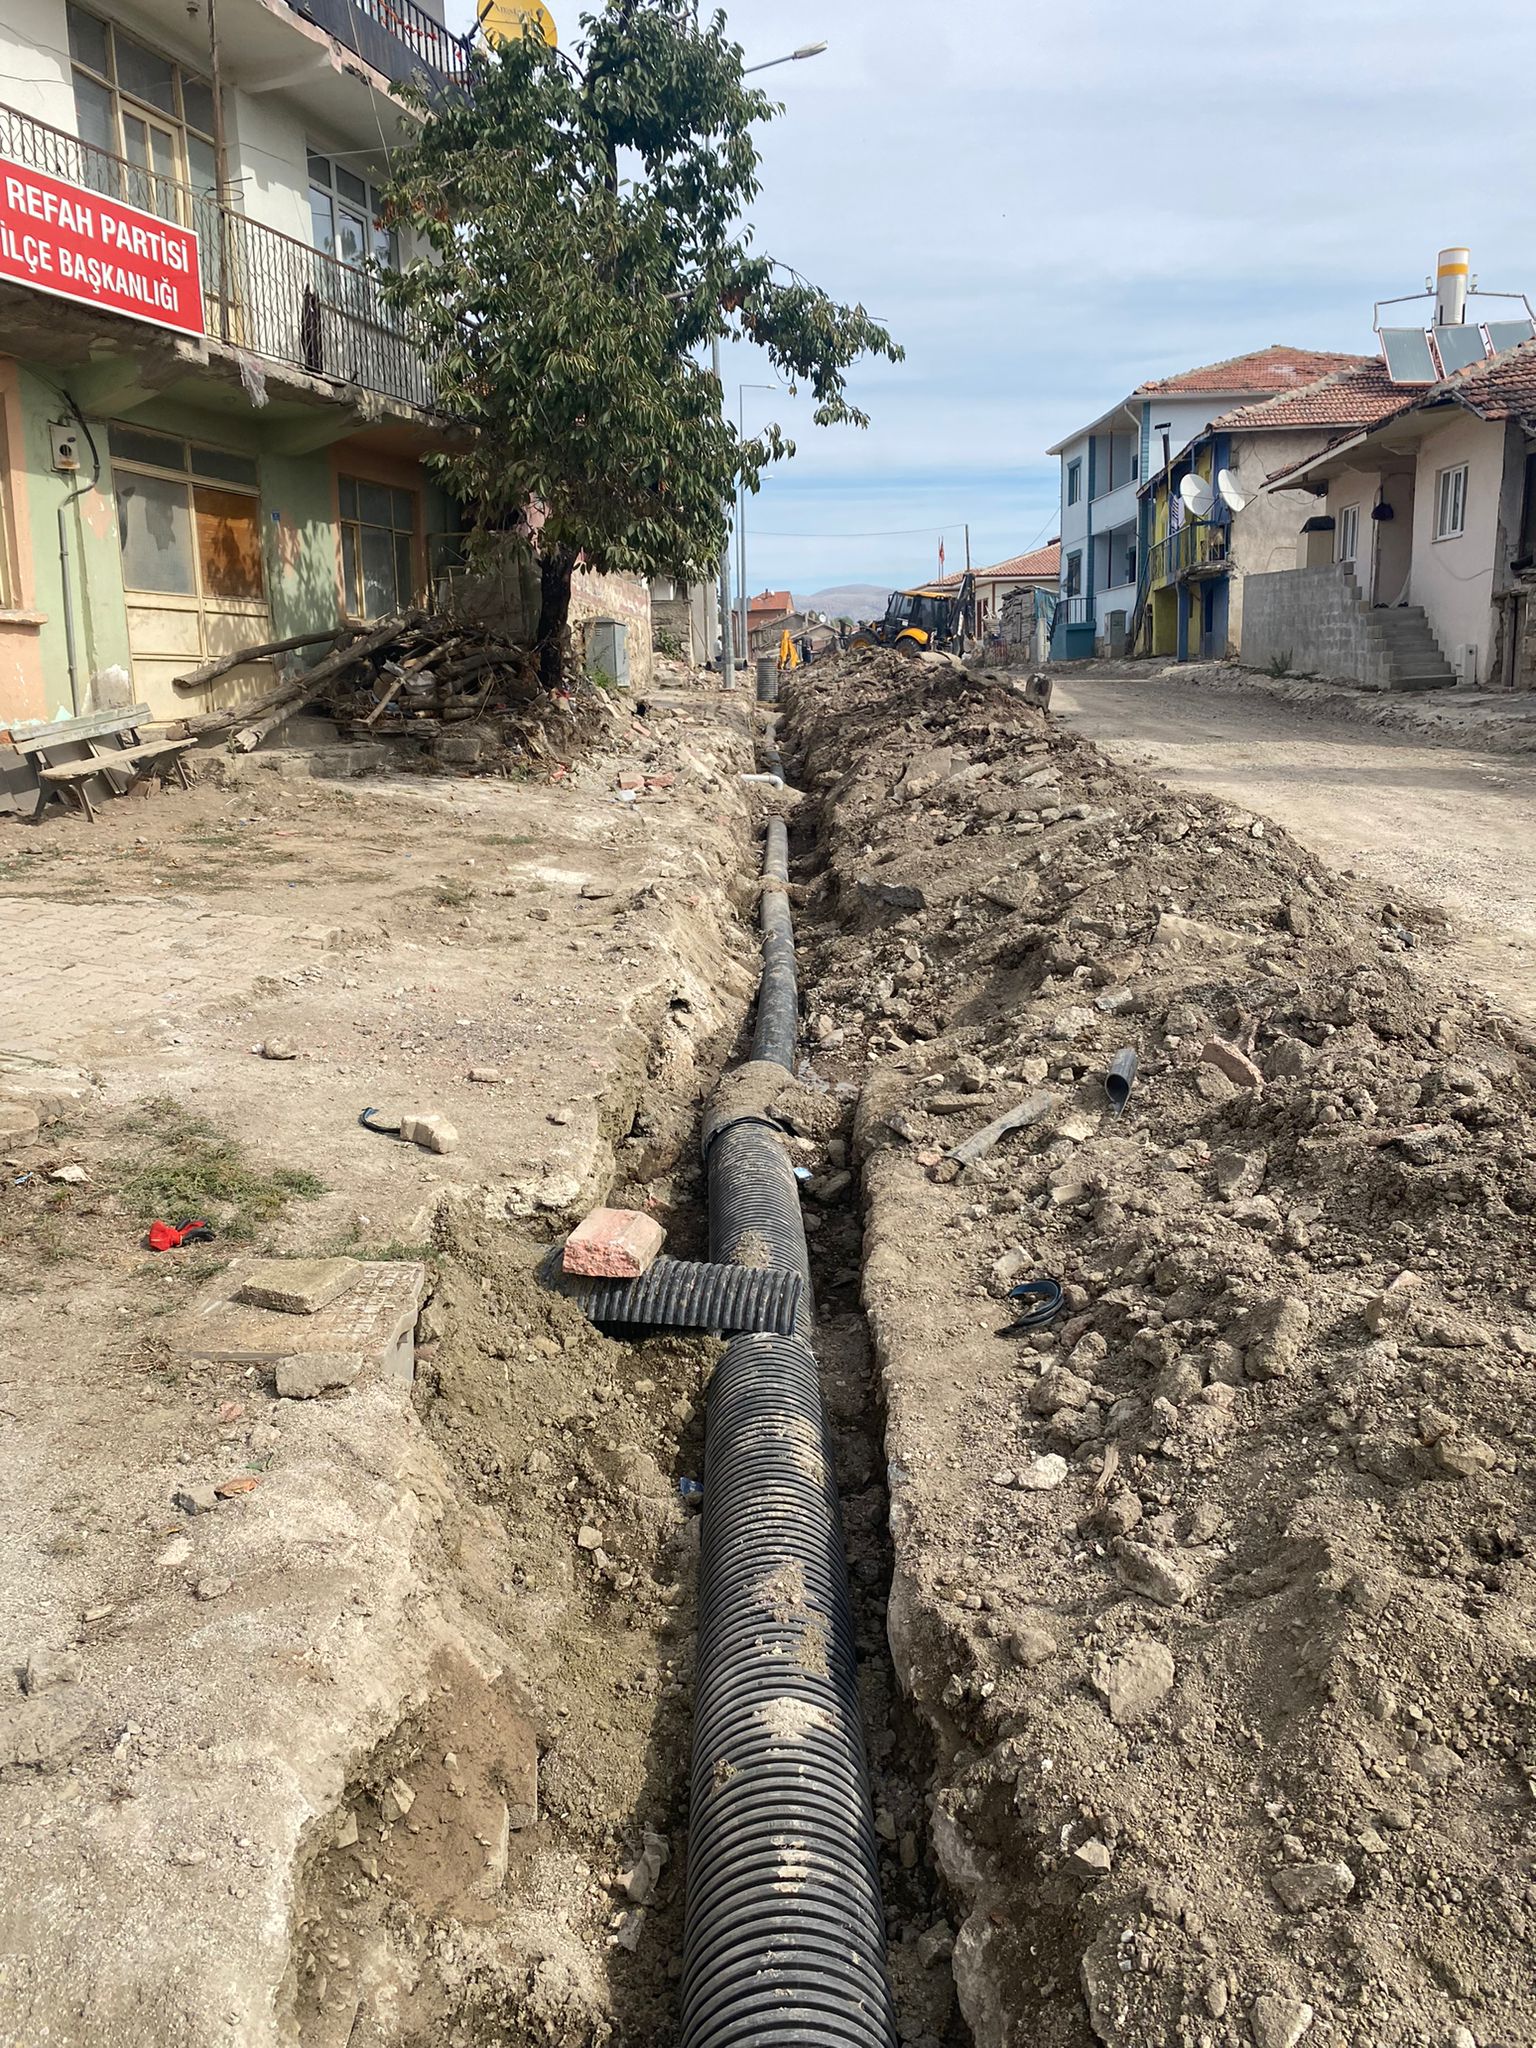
left=931, top=540, right=1060, bottom=634
left=1046, top=346, right=1369, bottom=657
left=1248, top=339, right=1536, bottom=692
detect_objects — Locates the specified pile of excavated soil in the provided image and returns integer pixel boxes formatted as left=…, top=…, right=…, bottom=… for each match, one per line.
left=784, top=649, right=1536, bottom=2048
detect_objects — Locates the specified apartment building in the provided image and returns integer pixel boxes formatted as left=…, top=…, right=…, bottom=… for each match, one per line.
left=0, top=0, right=464, bottom=725
left=1046, top=346, right=1366, bottom=657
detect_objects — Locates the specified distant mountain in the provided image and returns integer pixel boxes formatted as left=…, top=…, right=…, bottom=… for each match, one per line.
left=796, top=583, right=891, bottom=623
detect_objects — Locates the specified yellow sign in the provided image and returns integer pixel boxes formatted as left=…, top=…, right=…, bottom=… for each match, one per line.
left=477, top=0, right=557, bottom=46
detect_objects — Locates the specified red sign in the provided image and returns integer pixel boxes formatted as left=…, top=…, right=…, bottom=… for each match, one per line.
left=0, top=153, right=204, bottom=338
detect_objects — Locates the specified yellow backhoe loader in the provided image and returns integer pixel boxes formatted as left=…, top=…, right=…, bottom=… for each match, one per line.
left=850, top=572, right=975, bottom=657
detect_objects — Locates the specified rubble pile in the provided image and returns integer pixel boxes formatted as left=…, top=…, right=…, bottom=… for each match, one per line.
left=787, top=648, right=1536, bottom=2048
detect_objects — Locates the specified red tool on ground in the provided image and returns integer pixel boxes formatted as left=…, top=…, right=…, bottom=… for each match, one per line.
left=147, top=1218, right=217, bottom=1250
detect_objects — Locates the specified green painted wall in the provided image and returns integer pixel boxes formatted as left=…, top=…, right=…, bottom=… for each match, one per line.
left=258, top=447, right=341, bottom=640
left=110, top=395, right=344, bottom=641
left=18, top=364, right=132, bottom=718
left=8, top=367, right=454, bottom=723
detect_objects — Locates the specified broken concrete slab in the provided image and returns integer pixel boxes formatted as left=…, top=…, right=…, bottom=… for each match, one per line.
left=0, top=1065, right=95, bottom=1123
left=170, top=1259, right=425, bottom=1381
left=0, top=1102, right=40, bottom=1146
left=400, top=1112, right=460, bottom=1155
left=235, top=1258, right=361, bottom=1316
left=0, top=1684, right=99, bottom=1771
left=274, top=1352, right=364, bottom=1399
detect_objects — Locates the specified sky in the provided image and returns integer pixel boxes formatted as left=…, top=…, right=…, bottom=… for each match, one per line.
left=444, top=0, right=1536, bottom=599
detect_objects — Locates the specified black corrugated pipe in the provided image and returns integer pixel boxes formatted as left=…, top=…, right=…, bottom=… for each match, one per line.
left=679, top=796, right=898, bottom=2048
left=548, top=1253, right=804, bottom=1338
left=750, top=817, right=799, bottom=1070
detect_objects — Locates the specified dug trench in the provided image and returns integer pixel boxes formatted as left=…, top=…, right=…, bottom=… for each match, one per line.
left=776, top=648, right=1536, bottom=2048
left=279, top=761, right=965, bottom=2046
left=278, top=636, right=1536, bottom=2048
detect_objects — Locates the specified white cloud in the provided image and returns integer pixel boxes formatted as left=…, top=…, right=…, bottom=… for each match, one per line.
left=442, top=0, right=1536, bottom=587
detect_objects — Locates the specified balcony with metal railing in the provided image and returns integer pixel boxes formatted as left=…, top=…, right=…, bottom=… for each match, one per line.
left=1147, top=516, right=1231, bottom=589
left=293, top=0, right=470, bottom=87
left=0, top=103, right=439, bottom=416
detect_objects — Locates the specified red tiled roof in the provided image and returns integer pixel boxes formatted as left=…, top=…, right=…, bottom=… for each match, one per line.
left=1441, top=335, right=1536, bottom=422
left=1209, top=357, right=1418, bottom=435
left=748, top=589, right=793, bottom=618
left=931, top=542, right=1060, bottom=593
left=1134, top=345, right=1371, bottom=399
left=975, top=542, right=1061, bottom=582
left=1262, top=336, right=1536, bottom=488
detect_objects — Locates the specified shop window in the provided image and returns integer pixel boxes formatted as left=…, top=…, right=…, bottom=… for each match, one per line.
left=68, top=3, right=216, bottom=222
left=112, top=428, right=264, bottom=603
left=339, top=475, right=417, bottom=619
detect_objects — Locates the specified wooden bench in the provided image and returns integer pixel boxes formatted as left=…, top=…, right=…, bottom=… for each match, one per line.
left=12, top=704, right=196, bottom=823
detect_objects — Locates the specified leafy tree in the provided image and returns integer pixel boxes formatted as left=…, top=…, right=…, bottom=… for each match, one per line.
left=385, top=3, right=900, bottom=685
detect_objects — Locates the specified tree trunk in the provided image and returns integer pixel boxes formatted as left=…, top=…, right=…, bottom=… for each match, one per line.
left=537, top=547, right=578, bottom=691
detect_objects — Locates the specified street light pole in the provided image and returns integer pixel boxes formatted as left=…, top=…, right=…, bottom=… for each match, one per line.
left=743, top=41, right=827, bottom=73
left=715, top=42, right=824, bottom=683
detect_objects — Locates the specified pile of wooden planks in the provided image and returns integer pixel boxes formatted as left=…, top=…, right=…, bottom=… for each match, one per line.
left=179, top=612, right=561, bottom=761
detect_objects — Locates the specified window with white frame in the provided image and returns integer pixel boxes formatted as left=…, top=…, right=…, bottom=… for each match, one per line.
left=1064, top=550, right=1082, bottom=597
left=308, top=153, right=398, bottom=275
left=1066, top=459, right=1081, bottom=507
left=1435, top=463, right=1468, bottom=541
left=1336, top=504, right=1360, bottom=564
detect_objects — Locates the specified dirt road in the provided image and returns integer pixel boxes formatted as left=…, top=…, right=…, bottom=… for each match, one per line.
left=1053, top=667, right=1536, bottom=1027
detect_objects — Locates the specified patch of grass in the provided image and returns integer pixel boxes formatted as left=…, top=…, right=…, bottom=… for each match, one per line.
left=314, top=1229, right=437, bottom=1264
left=477, top=833, right=537, bottom=849
left=1266, top=651, right=1294, bottom=679
left=112, top=1096, right=324, bottom=1242
left=0, top=848, right=64, bottom=885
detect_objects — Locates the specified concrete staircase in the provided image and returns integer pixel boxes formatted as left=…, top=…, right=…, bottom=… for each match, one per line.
left=1362, top=603, right=1459, bottom=692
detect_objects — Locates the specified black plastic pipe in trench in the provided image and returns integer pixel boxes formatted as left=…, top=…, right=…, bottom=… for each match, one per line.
left=678, top=791, right=898, bottom=2047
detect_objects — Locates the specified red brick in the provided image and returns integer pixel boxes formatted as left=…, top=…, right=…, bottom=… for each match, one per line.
left=562, top=1207, right=666, bottom=1278
left=1199, top=1038, right=1265, bottom=1092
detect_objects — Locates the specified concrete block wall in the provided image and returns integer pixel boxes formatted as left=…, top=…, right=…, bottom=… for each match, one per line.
left=652, top=596, right=698, bottom=661
left=1240, top=564, right=1391, bottom=687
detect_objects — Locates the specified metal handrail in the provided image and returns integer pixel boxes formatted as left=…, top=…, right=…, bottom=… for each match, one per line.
left=1148, top=517, right=1230, bottom=587
left=295, top=0, right=469, bottom=84
left=0, top=103, right=438, bottom=414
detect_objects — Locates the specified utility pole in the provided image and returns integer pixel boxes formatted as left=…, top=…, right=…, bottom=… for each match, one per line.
left=205, top=0, right=232, bottom=340
left=964, top=522, right=971, bottom=572
left=713, top=337, right=736, bottom=689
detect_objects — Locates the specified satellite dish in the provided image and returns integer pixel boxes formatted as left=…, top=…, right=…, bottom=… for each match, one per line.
left=1179, top=473, right=1215, bottom=518
left=477, top=0, right=557, bottom=46
left=1217, top=467, right=1247, bottom=513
